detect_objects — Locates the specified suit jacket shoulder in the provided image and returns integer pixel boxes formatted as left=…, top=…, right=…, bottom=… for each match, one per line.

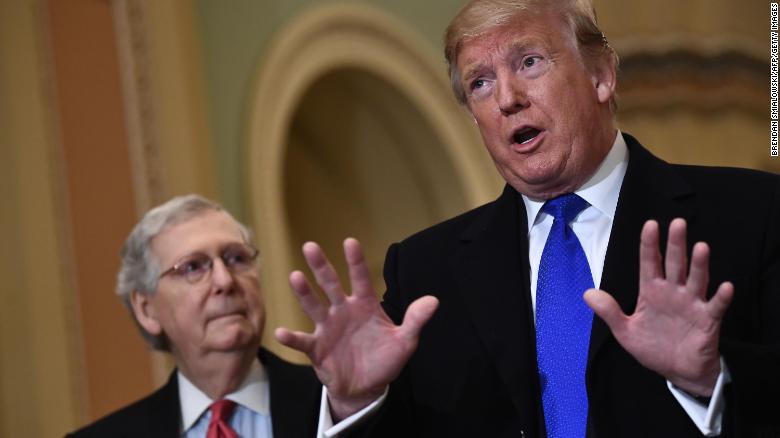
left=65, top=372, right=179, bottom=438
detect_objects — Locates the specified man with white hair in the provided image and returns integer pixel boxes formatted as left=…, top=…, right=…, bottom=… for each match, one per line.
left=68, top=195, right=320, bottom=437
left=276, top=0, right=780, bottom=437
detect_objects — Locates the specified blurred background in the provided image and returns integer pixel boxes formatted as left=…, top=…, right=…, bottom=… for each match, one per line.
left=0, top=0, right=774, bottom=435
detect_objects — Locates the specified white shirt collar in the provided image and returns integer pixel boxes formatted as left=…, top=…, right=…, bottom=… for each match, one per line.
left=522, top=130, right=629, bottom=230
left=178, top=358, right=270, bottom=432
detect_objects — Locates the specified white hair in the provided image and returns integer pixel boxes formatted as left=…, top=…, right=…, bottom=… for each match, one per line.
left=116, top=194, right=252, bottom=350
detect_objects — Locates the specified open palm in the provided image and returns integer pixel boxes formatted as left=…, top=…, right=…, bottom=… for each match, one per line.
left=275, top=238, right=438, bottom=419
left=585, top=219, right=733, bottom=396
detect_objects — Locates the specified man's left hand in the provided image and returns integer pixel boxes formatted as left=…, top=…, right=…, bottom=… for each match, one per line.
left=584, top=218, right=733, bottom=396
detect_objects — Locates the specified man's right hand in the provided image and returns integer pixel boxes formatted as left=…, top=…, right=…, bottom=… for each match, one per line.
left=275, top=238, right=439, bottom=421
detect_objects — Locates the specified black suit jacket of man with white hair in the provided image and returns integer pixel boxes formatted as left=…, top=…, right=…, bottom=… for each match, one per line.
left=65, top=348, right=320, bottom=438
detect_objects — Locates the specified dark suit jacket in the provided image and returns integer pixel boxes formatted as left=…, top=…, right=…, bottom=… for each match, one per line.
left=66, top=348, right=320, bottom=438
left=353, top=135, right=780, bottom=437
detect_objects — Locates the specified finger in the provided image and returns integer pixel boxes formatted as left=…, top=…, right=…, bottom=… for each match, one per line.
left=399, top=295, right=439, bottom=344
left=289, top=271, right=328, bottom=322
left=344, top=237, right=376, bottom=299
left=686, top=242, right=710, bottom=299
left=274, top=327, right=316, bottom=354
left=707, top=281, right=734, bottom=320
left=639, top=220, right=663, bottom=284
left=664, top=218, right=688, bottom=285
left=302, top=241, right=346, bottom=305
left=583, top=289, right=629, bottom=338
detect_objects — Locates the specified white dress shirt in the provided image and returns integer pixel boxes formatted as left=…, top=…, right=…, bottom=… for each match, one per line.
left=523, top=131, right=726, bottom=436
left=523, top=131, right=628, bottom=316
left=179, top=359, right=273, bottom=437
left=318, top=387, right=387, bottom=437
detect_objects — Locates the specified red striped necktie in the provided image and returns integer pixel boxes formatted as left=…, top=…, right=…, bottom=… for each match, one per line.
left=206, top=399, right=238, bottom=438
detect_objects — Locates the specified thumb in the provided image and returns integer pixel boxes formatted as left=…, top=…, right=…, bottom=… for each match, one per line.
left=583, top=288, right=627, bottom=334
left=399, top=295, right=439, bottom=343
left=274, top=327, right=315, bottom=355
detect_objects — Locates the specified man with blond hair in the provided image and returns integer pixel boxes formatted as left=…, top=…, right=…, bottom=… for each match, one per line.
left=277, top=0, right=780, bottom=437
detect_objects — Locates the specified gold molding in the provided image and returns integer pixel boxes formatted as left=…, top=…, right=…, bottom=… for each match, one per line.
left=614, top=36, right=766, bottom=116
left=33, top=0, right=90, bottom=427
left=112, top=0, right=218, bottom=210
left=0, top=0, right=86, bottom=434
left=244, top=3, right=501, bottom=362
left=112, top=0, right=217, bottom=386
left=614, top=33, right=764, bottom=60
left=112, top=0, right=166, bottom=213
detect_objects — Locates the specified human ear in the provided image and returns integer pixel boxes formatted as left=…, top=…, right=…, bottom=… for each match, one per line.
left=592, top=54, right=616, bottom=104
left=130, top=290, right=162, bottom=336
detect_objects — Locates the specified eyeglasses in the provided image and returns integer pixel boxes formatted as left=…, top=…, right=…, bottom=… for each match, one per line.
left=159, top=244, right=259, bottom=284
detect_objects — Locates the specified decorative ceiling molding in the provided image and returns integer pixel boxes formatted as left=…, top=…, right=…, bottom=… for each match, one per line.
left=112, top=0, right=166, bottom=215
left=614, top=34, right=764, bottom=60
left=614, top=36, right=767, bottom=116
left=113, top=0, right=210, bottom=388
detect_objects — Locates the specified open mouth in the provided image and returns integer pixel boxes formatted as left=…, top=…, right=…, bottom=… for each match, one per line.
left=512, top=127, right=542, bottom=145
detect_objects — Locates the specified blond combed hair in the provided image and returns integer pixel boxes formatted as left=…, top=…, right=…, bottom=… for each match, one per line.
left=444, top=0, right=618, bottom=110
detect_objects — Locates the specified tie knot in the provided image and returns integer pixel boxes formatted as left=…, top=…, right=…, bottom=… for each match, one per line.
left=542, top=193, right=589, bottom=224
left=209, top=399, right=236, bottom=424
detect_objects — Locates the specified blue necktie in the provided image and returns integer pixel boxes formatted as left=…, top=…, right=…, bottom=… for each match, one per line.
left=535, top=193, right=594, bottom=438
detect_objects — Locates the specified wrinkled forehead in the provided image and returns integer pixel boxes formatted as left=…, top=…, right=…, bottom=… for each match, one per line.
left=455, top=8, right=576, bottom=68
left=151, top=210, right=246, bottom=264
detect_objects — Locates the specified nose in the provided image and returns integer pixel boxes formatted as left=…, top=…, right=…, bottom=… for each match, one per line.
left=210, top=258, right=236, bottom=295
left=495, top=71, right=528, bottom=116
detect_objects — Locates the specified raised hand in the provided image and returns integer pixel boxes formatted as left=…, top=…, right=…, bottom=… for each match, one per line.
left=584, top=219, right=733, bottom=396
left=274, top=238, right=439, bottom=420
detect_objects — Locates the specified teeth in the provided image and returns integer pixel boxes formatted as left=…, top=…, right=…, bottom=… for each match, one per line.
left=514, top=128, right=540, bottom=145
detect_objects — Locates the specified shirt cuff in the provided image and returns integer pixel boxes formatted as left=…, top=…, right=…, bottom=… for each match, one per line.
left=666, top=356, right=731, bottom=436
left=316, top=386, right=388, bottom=438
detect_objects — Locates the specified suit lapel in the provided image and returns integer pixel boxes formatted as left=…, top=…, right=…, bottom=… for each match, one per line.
left=588, top=134, right=697, bottom=367
left=260, top=348, right=319, bottom=438
left=144, top=371, right=181, bottom=438
left=450, top=185, right=541, bottom=416
left=262, top=348, right=297, bottom=437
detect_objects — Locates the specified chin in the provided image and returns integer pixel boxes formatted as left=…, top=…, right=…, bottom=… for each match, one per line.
left=509, top=175, right=570, bottom=200
left=212, top=338, right=258, bottom=354
left=513, top=163, right=576, bottom=196
left=210, top=326, right=260, bottom=352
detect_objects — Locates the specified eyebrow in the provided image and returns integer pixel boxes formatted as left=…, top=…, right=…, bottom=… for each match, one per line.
left=507, top=38, right=547, bottom=55
left=169, top=242, right=248, bottom=262
left=461, top=63, right=488, bottom=84
left=460, top=37, right=549, bottom=83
